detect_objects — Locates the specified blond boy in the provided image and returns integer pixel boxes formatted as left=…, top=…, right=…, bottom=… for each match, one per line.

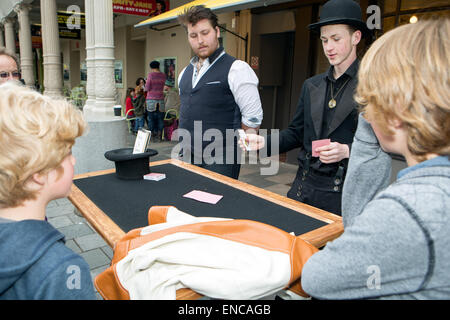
left=0, top=82, right=95, bottom=299
left=301, top=18, right=450, bottom=299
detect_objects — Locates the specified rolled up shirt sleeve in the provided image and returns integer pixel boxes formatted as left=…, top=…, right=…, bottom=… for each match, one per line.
left=228, top=60, right=263, bottom=128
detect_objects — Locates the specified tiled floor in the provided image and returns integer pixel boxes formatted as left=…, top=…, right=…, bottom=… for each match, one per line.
left=49, top=137, right=299, bottom=299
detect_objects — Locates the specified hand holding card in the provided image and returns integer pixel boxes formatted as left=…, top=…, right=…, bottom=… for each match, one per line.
left=312, top=139, right=331, bottom=157
left=238, top=129, right=251, bottom=151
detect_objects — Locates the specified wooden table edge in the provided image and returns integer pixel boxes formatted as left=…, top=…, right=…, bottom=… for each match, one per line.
left=69, top=183, right=125, bottom=248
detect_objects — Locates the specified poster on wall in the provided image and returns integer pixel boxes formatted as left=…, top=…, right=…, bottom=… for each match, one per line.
left=80, top=62, right=87, bottom=85
left=112, top=0, right=170, bottom=17
left=155, top=57, right=176, bottom=87
left=63, top=64, right=70, bottom=81
left=115, top=60, right=124, bottom=88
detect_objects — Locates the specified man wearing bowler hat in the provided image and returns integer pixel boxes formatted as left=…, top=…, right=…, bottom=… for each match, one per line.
left=242, top=0, right=370, bottom=215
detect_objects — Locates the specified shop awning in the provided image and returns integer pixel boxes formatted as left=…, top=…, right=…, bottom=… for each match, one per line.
left=134, top=0, right=293, bottom=28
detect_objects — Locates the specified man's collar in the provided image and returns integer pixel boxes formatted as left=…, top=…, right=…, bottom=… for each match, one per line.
left=190, top=46, right=224, bottom=65
left=208, top=46, right=225, bottom=64
left=326, top=59, right=360, bottom=81
left=344, top=59, right=360, bottom=78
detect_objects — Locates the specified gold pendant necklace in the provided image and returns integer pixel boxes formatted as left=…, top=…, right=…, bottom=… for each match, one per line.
left=328, top=99, right=337, bottom=108
left=329, top=78, right=351, bottom=109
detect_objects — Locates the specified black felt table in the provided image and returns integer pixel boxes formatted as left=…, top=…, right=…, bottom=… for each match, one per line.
left=73, top=163, right=327, bottom=235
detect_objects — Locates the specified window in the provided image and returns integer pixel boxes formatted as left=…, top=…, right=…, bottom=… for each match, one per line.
left=382, top=0, right=450, bottom=33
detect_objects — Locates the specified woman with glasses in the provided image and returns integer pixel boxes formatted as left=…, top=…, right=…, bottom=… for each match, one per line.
left=0, top=48, right=21, bottom=84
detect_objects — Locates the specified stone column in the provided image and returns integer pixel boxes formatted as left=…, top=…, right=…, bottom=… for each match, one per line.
left=15, top=4, right=35, bottom=87
left=3, top=18, right=16, bottom=54
left=40, top=0, right=63, bottom=97
left=92, top=0, right=116, bottom=116
left=73, top=0, right=128, bottom=175
left=83, top=0, right=96, bottom=109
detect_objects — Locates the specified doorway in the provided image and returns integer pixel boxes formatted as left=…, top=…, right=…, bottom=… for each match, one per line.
left=258, top=32, right=295, bottom=133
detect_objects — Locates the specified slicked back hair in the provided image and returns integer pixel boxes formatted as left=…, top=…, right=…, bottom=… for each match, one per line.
left=178, top=5, right=218, bottom=30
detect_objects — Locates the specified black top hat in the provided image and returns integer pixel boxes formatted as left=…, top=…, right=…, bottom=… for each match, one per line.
left=104, top=148, right=158, bottom=180
left=308, top=0, right=370, bottom=37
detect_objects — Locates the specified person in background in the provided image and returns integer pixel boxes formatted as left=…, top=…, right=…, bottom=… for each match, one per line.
left=0, top=82, right=96, bottom=300
left=136, top=77, right=148, bottom=128
left=136, top=77, right=146, bottom=90
left=161, top=79, right=181, bottom=141
left=125, top=87, right=136, bottom=133
left=133, top=84, right=146, bottom=132
left=0, top=48, right=21, bottom=84
left=301, top=18, right=450, bottom=300
left=145, top=61, right=166, bottom=142
left=163, top=79, right=180, bottom=113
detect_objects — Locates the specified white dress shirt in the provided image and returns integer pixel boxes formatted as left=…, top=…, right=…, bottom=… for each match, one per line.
left=178, top=51, right=263, bottom=128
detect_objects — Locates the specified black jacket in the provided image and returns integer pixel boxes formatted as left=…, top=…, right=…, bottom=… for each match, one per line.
left=266, top=61, right=359, bottom=176
left=133, top=94, right=146, bottom=117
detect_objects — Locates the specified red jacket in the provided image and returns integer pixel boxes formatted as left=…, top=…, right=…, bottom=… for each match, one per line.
left=125, top=97, right=134, bottom=118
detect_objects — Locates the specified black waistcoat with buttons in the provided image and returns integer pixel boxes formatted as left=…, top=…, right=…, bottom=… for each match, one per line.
left=179, top=51, right=241, bottom=158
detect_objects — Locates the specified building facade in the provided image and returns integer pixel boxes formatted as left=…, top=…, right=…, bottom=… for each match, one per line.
left=1, top=0, right=448, bottom=162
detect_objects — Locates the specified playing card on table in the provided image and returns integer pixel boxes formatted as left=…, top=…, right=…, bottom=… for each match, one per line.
left=183, top=190, right=223, bottom=205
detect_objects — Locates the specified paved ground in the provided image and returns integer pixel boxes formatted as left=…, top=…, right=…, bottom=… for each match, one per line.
left=48, top=135, right=299, bottom=299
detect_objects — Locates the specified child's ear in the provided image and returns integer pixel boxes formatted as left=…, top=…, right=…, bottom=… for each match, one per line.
left=390, top=117, right=403, bottom=129
left=29, top=172, right=47, bottom=187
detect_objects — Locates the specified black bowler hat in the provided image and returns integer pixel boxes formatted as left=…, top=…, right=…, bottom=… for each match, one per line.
left=308, top=0, right=370, bottom=37
left=104, top=148, right=158, bottom=180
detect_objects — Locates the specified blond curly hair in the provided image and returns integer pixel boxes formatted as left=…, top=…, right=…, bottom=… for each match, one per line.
left=355, top=18, right=450, bottom=162
left=0, top=82, right=86, bottom=208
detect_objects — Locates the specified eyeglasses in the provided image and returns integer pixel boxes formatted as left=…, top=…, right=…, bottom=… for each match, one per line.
left=0, top=71, right=21, bottom=79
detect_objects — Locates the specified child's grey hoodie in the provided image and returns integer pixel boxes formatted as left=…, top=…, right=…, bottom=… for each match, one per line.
left=301, top=114, right=450, bottom=299
left=0, top=219, right=95, bottom=300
